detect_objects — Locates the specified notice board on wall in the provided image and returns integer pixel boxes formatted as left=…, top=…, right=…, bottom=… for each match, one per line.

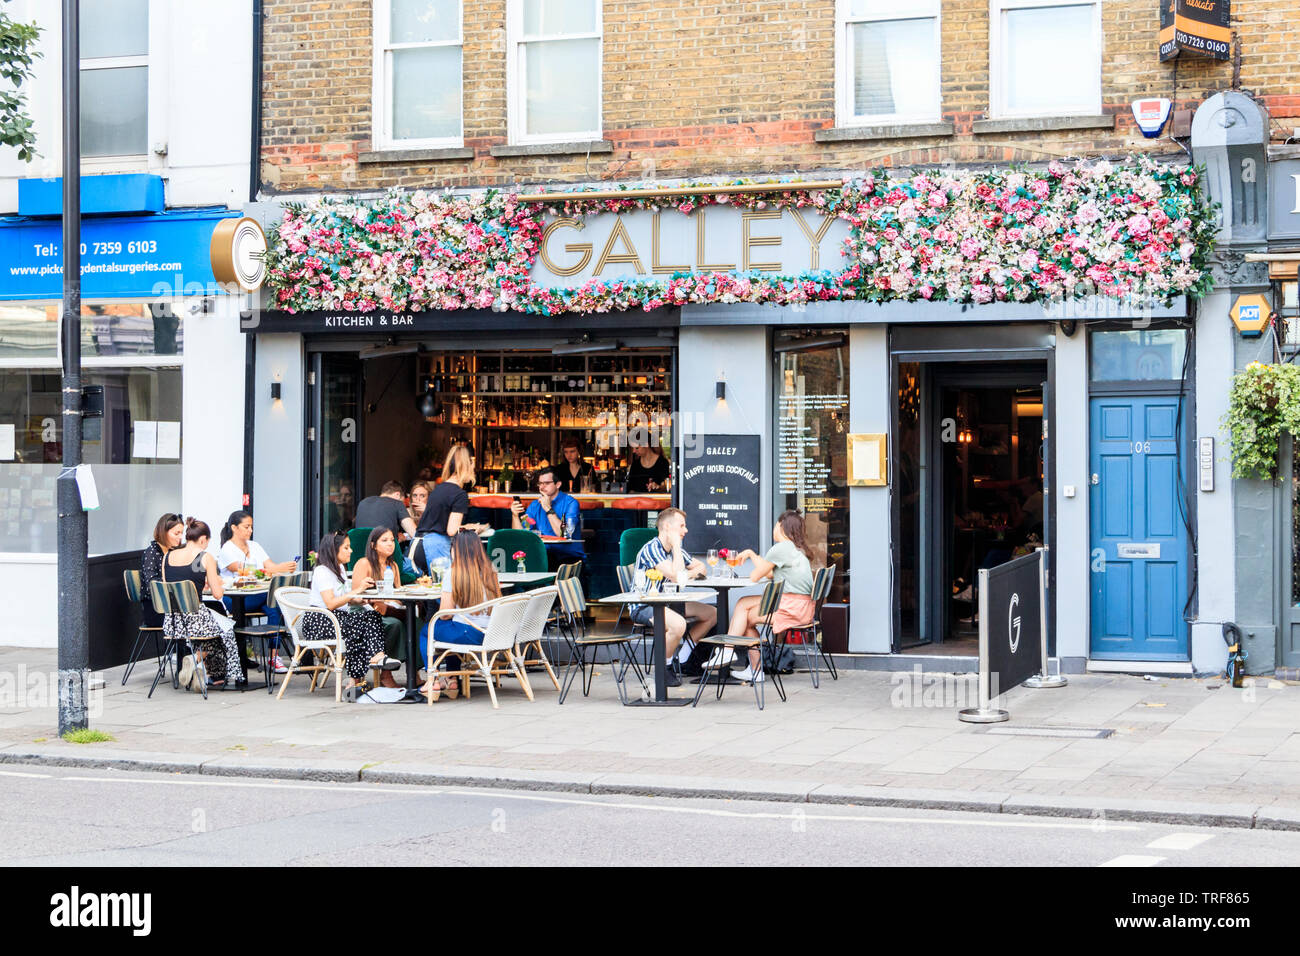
left=680, top=434, right=762, bottom=554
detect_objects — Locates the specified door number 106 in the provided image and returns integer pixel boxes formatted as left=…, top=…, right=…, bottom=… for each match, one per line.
left=1130, top=441, right=1151, bottom=454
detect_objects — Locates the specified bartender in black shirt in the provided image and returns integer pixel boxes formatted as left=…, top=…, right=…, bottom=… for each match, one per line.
left=626, top=440, right=671, bottom=493
left=555, top=438, right=594, bottom=494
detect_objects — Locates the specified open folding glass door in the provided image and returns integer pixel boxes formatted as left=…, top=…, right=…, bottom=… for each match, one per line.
left=306, top=352, right=363, bottom=551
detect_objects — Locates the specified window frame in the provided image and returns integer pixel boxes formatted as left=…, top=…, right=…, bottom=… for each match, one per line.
left=506, top=0, right=603, bottom=146
left=834, top=0, right=942, bottom=128
left=371, top=0, right=465, bottom=152
left=0, top=298, right=188, bottom=369
left=78, top=0, right=162, bottom=172
left=989, top=0, right=1102, bottom=120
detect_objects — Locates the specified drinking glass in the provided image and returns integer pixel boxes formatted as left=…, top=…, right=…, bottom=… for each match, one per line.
left=706, top=549, right=719, bottom=577
left=634, top=569, right=648, bottom=595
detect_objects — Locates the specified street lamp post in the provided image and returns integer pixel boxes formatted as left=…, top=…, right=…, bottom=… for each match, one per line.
left=57, top=0, right=88, bottom=734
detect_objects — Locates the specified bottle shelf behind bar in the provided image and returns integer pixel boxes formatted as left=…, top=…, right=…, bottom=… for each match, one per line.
left=415, top=348, right=674, bottom=491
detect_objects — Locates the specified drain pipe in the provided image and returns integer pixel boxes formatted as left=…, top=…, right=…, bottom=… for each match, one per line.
left=243, top=0, right=264, bottom=510
left=249, top=0, right=263, bottom=204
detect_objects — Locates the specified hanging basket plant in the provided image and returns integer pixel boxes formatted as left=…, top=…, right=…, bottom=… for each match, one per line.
left=1223, top=361, right=1300, bottom=480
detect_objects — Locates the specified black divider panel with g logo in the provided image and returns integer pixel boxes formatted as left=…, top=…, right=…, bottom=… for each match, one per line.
left=983, top=550, right=1043, bottom=695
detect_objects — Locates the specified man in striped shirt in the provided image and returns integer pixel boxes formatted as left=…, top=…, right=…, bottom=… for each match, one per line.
left=630, top=508, right=718, bottom=684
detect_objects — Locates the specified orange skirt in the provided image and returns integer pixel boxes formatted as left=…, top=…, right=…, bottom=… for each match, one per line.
left=770, top=594, right=816, bottom=635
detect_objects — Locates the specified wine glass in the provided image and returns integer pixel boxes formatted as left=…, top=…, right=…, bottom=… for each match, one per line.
left=726, top=551, right=742, bottom=576
left=706, top=549, right=719, bottom=577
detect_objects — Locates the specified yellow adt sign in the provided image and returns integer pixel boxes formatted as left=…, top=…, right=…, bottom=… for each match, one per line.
left=1229, top=294, right=1271, bottom=337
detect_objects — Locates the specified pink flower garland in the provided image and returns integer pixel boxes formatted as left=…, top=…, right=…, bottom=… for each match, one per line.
left=264, top=158, right=1216, bottom=316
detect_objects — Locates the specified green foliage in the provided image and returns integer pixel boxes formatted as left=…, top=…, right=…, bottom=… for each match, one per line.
left=62, top=728, right=116, bottom=744
left=1223, top=361, right=1300, bottom=480
left=0, top=4, right=41, bottom=162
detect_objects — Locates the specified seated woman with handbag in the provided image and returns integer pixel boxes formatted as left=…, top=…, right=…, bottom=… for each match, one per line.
left=419, top=530, right=503, bottom=699
left=304, top=532, right=404, bottom=701
left=163, top=519, right=243, bottom=689
left=725, top=510, right=818, bottom=684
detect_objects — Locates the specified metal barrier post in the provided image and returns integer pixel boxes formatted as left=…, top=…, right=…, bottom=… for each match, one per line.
left=1024, top=548, right=1067, bottom=689
left=958, top=568, right=1009, bottom=723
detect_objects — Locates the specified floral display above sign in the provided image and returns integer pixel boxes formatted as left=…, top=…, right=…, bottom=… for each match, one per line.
left=264, top=156, right=1217, bottom=317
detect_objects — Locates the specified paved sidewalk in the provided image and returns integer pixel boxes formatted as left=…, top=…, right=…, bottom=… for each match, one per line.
left=1, top=646, right=1297, bottom=826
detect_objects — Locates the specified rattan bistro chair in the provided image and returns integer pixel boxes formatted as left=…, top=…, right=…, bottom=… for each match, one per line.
left=556, top=577, right=648, bottom=705
left=773, top=565, right=838, bottom=687
left=274, top=587, right=346, bottom=702
left=692, top=579, right=784, bottom=711
left=507, top=585, right=561, bottom=693
left=121, top=570, right=166, bottom=686
left=425, top=592, right=533, bottom=709
left=146, top=579, right=210, bottom=700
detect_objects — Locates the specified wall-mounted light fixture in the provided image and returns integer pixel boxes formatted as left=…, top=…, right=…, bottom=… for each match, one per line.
left=270, top=381, right=282, bottom=401
left=715, top=381, right=726, bottom=401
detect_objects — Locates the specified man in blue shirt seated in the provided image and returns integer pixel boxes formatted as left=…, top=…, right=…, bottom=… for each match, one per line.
left=510, top=467, right=585, bottom=563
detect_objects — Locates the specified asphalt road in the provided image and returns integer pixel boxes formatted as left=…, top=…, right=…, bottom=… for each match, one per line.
left=0, top=766, right=1295, bottom=868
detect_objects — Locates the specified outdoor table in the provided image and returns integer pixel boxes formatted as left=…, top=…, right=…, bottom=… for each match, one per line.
left=498, top=571, right=557, bottom=587
left=594, top=588, right=717, bottom=706
left=694, top=575, right=759, bottom=635
left=222, top=583, right=269, bottom=690
left=361, top=584, right=439, bottom=703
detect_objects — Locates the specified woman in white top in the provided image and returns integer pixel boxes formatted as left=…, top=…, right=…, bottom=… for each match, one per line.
left=420, top=530, right=502, bottom=700
left=218, top=509, right=297, bottom=625
left=302, top=531, right=402, bottom=701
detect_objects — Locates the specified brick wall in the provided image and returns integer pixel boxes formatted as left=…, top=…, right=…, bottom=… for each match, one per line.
left=260, top=0, right=1300, bottom=193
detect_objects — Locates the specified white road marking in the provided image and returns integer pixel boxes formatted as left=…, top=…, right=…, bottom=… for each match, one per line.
left=42, top=770, right=1144, bottom=831
left=0, top=769, right=50, bottom=778
left=1146, top=833, right=1213, bottom=851
left=1099, top=855, right=1165, bottom=867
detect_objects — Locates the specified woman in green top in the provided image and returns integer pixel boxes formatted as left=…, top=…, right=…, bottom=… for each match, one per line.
left=724, top=510, right=817, bottom=683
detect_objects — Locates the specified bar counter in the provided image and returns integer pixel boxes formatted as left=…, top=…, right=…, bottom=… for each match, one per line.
left=466, top=493, right=671, bottom=598
left=468, top=492, right=672, bottom=509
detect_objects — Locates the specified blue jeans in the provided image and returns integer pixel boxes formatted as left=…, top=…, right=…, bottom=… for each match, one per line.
left=420, top=532, right=451, bottom=570
left=422, top=617, right=483, bottom=664
left=224, top=591, right=282, bottom=627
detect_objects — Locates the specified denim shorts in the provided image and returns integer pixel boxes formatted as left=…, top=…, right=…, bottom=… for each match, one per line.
left=630, top=605, right=655, bottom=627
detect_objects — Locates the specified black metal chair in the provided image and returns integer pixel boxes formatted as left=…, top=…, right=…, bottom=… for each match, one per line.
left=233, top=571, right=306, bottom=694
left=771, top=565, right=839, bottom=687
left=555, top=578, right=648, bottom=704
left=121, top=570, right=166, bottom=686
left=147, top=579, right=209, bottom=700
left=692, top=579, right=784, bottom=710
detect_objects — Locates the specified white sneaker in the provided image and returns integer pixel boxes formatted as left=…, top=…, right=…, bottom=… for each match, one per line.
left=730, top=665, right=765, bottom=683
left=268, top=654, right=289, bottom=675
left=705, top=647, right=736, bottom=669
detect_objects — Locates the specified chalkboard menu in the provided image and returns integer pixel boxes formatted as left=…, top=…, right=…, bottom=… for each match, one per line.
left=680, top=434, right=762, bottom=554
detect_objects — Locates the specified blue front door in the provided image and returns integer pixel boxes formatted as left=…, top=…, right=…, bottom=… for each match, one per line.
left=1088, top=396, right=1189, bottom=660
